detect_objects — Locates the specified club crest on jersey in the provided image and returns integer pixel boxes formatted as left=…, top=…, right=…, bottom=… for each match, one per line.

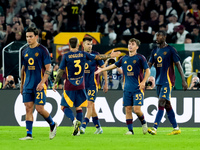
left=133, top=60, right=136, bottom=64
left=25, top=53, right=28, bottom=57
left=35, top=52, right=39, bottom=57
left=154, top=53, right=157, bottom=56
left=163, top=52, right=167, bottom=55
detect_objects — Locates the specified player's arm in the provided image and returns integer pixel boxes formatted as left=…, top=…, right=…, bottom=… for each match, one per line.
left=20, top=65, right=25, bottom=94
left=95, top=50, right=121, bottom=60
left=101, top=64, right=108, bottom=93
left=36, top=63, right=51, bottom=91
left=139, top=68, right=150, bottom=90
left=175, top=61, right=188, bottom=91
left=95, top=64, right=117, bottom=75
left=52, top=69, right=64, bottom=92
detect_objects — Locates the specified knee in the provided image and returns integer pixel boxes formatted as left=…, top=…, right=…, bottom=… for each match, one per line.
left=158, top=98, right=166, bottom=107
left=165, top=100, right=172, bottom=111
left=133, top=107, right=141, bottom=115
left=126, top=106, right=132, bottom=114
left=87, top=101, right=94, bottom=108
left=35, top=106, right=44, bottom=114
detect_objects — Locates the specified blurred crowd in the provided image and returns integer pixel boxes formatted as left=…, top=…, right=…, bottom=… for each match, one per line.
left=0, top=0, right=200, bottom=90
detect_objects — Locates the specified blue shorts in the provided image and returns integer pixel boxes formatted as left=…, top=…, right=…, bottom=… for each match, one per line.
left=23, top=89, right=47, bottom=105
left=123, top=90, right=144, bottom=106
left=156, top=84, right=172, bottom=101
left=86, top=86, right=98, bottom=102
left=61, top=89, right=88, bottom=107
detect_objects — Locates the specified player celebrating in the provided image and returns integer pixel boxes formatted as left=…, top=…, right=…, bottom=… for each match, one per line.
left=95, top=38, right=150, bottom=135
left=147, top=30, right=188, bottom=135
left=79, top=37, right=108, bottom=134
left=53, top=37, right=120, bottom=136
left=20, top=27, right=57, bottom=140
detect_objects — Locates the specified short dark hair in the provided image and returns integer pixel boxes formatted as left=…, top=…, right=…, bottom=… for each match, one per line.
left=83, top=37, right=93, bottom=42
left=157, top=30, right=167, bottom=36
left=128, top=38, right=141, bottom=46
left=26, top=27, right=39, bottom=36
left=69, top=37, right=79, bottom=48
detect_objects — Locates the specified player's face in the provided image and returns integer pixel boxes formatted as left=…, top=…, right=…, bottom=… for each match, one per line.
left=156, top=33, right=165, bottom=44
left=128, top=41, right=138, bottom=52
left=26, top=32, right=38, bottom=45
left=83, top=40, right=93, bottom=53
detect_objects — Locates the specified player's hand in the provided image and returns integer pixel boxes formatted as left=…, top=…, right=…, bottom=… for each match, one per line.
left=139, top=81, right=145, bottom=90
left=103, top=84, right=108, bottom=93
left=182, top=81, right=188, bottom=91
left=95, top=67, right=102, bottom=75
left=110, top=49, right=121, bottom=58
left=36, top=82, right=44, bottom=91
left=52, top=83, right=58, bottom=92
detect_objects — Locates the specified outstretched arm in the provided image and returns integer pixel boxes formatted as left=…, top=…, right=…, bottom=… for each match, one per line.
left=53, top=69, right=64, bottom=92
left=95, top=50, right=121, bottom=60
left=175, top=61, right=188, bottom=91
left=95, top=64, right=117, bottom=75
left=101, top=64, right=108, bottom=93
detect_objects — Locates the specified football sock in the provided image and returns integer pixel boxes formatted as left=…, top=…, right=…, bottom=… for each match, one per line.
left=82, top=117, right=89, bottom=129
left=26, top=120, right=33, bottom=137
left=92, top=116, right=101, bottom=128
left=44, top=115, right=55, bottom=131
left=126, top=119, right=133, bottom=131
left=76, top=110, right=83, bottom=123
left=166, top=107, right=178, bottom=128
left=62, top=107, right=75, bottom=122
left=137, top=114, right=146, bottom=125
left=153, top=106, right=164, bottom=129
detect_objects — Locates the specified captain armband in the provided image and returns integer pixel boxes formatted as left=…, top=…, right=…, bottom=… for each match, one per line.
left=45, top=70, right=51, bottom=75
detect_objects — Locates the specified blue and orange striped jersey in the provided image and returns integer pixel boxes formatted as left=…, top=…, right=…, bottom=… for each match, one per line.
left=84, top=51, right=104, bottom=88
left=21, top=44, right=51, bottom=90
left=148, top=45, right=180, bottom=86
left=115, top=54, right=149, bottom=92
left=59, top=51, right=96, bottom=91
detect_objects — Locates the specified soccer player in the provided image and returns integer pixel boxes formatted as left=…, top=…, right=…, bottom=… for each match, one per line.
left=147, top=30, right=188, bottom=135
left=79, top=37, right=108, bottom=134
left=20, top=27, right=57, bottom=140
left=52, top=37, right=120, bottom=136
left=95, top=38, right=150, bottom=135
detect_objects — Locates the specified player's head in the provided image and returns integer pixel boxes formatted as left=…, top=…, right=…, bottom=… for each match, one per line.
left=69, top=37, right=79, bottom=49
left=83, top=37, right=93, bottom=53
left=156, top=30, right=166, bottom=44
left=128, top=38, right=140, bottom=53
left=26, top=27, right=39, bottom=45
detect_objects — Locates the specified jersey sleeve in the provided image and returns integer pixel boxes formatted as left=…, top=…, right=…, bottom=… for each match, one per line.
left=148, top=49, right=155, bottom=64
left=115, top=57, right=123, bottom=67
left=85, top=52, right=96, bottom=60
left=43, top=48, right=51, bottom=65
left=59, top=55, right=66, bottom=70
left=171, top=47, right=180, bottom=63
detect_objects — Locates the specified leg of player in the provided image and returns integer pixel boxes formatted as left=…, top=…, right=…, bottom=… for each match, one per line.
left=148, top=98, right=166, bottom=135
left=92, top=104, right=103, bottom=134
left=19, top=102, right=34, bottom=140
left=80, top=101, right=93, bottom=134
left=35, top=105, right=57, bottom=139
left=133, top=106, right=148, bottom=134
left=125, top=106, right=134, bottom=135
left=165, top=101, right=181, bottom=135
left=76, top=107, right=83, bottom=123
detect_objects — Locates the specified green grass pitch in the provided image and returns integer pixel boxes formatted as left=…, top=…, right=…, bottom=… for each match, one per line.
left=0, top=126, right=200, bottom=150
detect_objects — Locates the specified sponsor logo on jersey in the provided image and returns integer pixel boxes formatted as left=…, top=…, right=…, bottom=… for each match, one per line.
left=25, top=53, right=28, bottom=57
left=154, top=53, right=157, bottom=56
left=124, top=61, right=127, bottom=64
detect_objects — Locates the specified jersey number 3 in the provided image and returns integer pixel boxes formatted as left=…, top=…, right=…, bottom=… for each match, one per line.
left=74, top=60, right=82, bottom=75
